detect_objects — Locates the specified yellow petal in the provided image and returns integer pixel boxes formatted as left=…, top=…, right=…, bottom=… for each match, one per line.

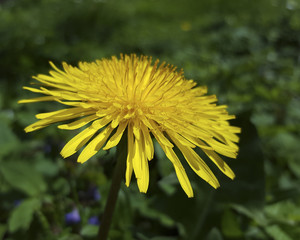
left=33, top=75, right=74, bottom=91
left=92, top=115, right=114, bottom=129
left=132, top=136, right=142, bottom=179
left=198, top=140, right=235, bottom=179
left=25, top=118, right=56, bottom=132
left=171, top=136, right=220, bottom=189
left=180, top=133, right=213, bottom=150
left=166, top=131, right=195, bottom=148
left=103, top=121, right=128, bottom=150
left=140, top=123, right=154, bottom=160
left=77, top=126, right=113, bottom=163
left=125, top=123, right=134, bottom=187
left=23, top=86, right=44, bottom=94
left=140, top=114, right=153, bottom=129
left=25, top=110, right=95, bottom=133
left=111, top=112, right=126, bottom=129
left=173, top=165, right=194, bottom=198
left=136, top=135, right=149, bottom=193
left=18, top=96, right=57, bottom=103
left=207, top=139, right=237, bottom=158
left=137, top=156, right=149, bottom=193
left=96, top=107, right=116, bottom=117
left=132, top=125, right=150, bottom=192
left=49, top=61, right=67, bottom=75
left=58, top=114, right=98, bottom=130
left=55, top=99, right=93, bottom=108
left=36, top=107, right=85, bottom=119
left=34, top=73, right=60, bottom=83
left=133, top=120, right=141, bottom=140
left=162, top=146, right=193, bottom=197
left=60, top=126, right=99, bottom=158
left=39, top=87, right=82, bottom=101
left=149, top=119, right=173, bottom=147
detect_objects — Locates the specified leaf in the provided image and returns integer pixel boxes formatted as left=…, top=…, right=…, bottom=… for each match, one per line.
left=58, top=234, right=83, bottom=240
left=53, top=178, right=71, bottom=196
left=135, top=233, right=150, bottom=240
left=135, top=233, right=178, bottom=240
left=80, top=225, right=99, bottom=237
left=0, top=161, right=47, bottom=196
left=158, top=173, right=178, bottom=196
left=0, top=224, right=6, bottom=240
left=8, top=198, right=41, bottom=232
left=205, top=228, right=223, bottom=240
left=151, top=237, right=178, bottom=240
left=126, top=192, right=176, bottom=235
left=0, top=118, right=19, bottom=158
left=265, top=225, right=293, bottom=240
left=34, top=155, right=60, bottom=177
left=221, top=209, right=243, bottom=238
left=265, top=200, right=300, bottom=223
left=231, top=204, right=269, bottom=227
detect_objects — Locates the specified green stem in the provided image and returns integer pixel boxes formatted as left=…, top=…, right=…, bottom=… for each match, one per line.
left=36, top=210, right=53, bottom=240
left=97, top=135, right=127, bottom=240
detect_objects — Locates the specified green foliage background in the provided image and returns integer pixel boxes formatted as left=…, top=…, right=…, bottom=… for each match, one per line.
left=1, top=0, right=300, bottom=239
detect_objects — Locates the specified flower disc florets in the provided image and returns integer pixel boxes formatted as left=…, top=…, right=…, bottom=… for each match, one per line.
left=20, top=54, right=241, bottom=197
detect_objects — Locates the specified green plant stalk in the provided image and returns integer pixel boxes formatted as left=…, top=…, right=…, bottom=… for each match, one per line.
left=36, top=210, right=53, bottom=240
left=97, top=134, right=127, bottom=240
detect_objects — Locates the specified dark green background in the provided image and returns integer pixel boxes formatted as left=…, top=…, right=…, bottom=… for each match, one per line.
left=1, top=0, right=300, bottom=239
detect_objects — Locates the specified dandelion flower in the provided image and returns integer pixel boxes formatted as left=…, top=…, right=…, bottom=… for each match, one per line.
left=19, top=54, right=240, bottom=197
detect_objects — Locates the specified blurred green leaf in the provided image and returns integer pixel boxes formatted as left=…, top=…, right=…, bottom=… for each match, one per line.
left=135, top=233, right=178, bottom=240
left=58, top=234, right=83, bottom=240
left=150, top=237, right=178, bottom=240
left=0, top=161, right=47, bottom=196
left=0, top=224, right=6, bottom=240
left=231, top=204, right=269, bottom=227
left=34, top=155, right=60, bottom=177
left=8, top=198, right=41, bottom=233
left=265, top=200, right=300, bottom=223
left=53, top=178, right=70, bottom=196
left=221, top=209, right=243, bottom=238
left=0, top=118, right=19, bottom=158
left=205, top=228, right=223, bottom=240
left=158, top=173, right=178, bottom=196
left=135, top=233, right=151, bottom=240
left=265, top=225, right=293, bottom=240
left=80, top=225, right=98, bottom=237
left=134, top=196, right=175, bottom=227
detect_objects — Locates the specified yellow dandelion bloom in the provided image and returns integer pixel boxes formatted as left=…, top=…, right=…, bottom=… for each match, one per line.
left=19, top=54, right=240, bottom=198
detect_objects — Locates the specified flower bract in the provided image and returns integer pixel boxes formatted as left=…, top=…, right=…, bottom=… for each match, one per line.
left=19, top=54, right=241, bottom=197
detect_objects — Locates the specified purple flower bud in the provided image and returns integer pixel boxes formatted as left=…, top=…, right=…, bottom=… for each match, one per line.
left=65, top=208, right=81, bottom=224
left=88, top=216, right=100, bottom=225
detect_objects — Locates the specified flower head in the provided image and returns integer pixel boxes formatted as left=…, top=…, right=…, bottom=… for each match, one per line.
left=19, top=54, right=240, bottom=197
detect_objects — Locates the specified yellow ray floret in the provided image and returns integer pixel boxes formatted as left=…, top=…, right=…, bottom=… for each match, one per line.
left=19, top=54, right=241, bottom=197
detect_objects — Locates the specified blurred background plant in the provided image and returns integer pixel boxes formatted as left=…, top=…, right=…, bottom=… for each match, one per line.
left=1, top=0, right=300, bottom=239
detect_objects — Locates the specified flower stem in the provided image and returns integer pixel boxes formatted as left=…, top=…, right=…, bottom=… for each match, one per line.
left=36, top=210, right=53, bottom=240
left=97, top=135, right=127, bottom=240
